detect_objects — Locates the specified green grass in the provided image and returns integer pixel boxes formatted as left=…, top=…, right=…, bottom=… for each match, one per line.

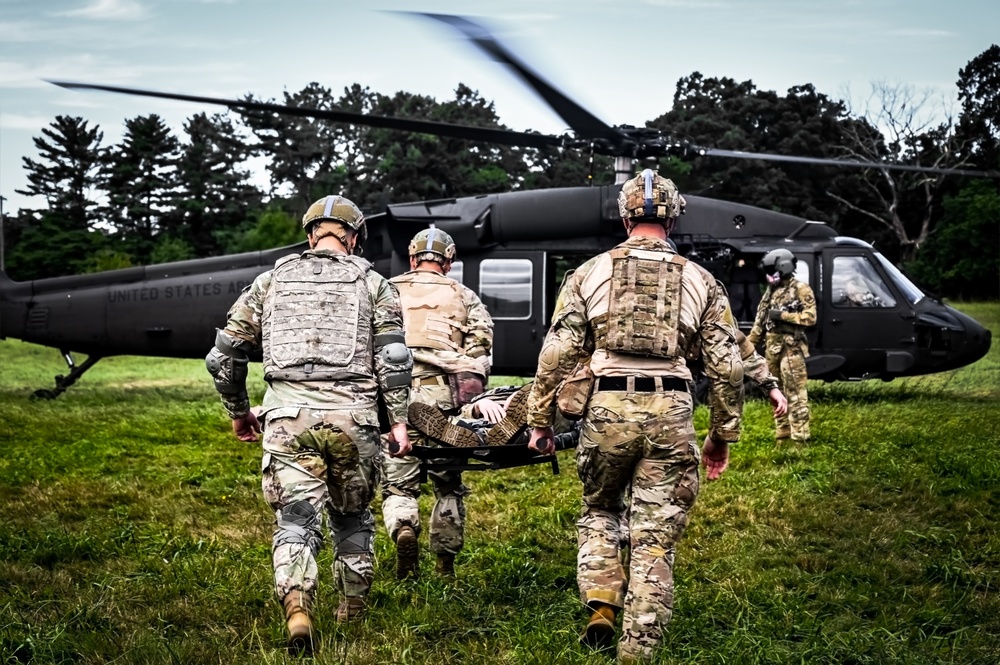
left=1, top=302, right=998, bottom=664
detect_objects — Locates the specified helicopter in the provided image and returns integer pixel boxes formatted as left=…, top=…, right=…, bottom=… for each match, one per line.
left=0, top=13, right=994, bottom=400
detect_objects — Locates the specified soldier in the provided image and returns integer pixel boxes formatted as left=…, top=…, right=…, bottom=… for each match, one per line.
left=525, top=169, right=744, bottom=663
left=382, top=227, right=495, bottom=579
left=206, top=195, right=413, bottom=656
left=747, top=248, right=817, bottom=443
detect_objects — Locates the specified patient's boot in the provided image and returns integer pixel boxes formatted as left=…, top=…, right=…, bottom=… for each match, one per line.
left=408, top=403, right=482, bottom=448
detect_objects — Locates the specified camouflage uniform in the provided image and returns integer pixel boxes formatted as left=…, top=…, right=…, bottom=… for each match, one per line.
left=527, top=234, right=743, bottom=662
left=217, top=247, right=409, bottom=605
left=381, top=268, right=493, bottom=556
left=747, top=276, right=816, bottom=441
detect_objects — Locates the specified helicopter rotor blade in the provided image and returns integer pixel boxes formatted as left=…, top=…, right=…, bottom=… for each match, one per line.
left=47, top=80, right=566, bottom=151
left=409, top=12, right=627, bottom=145
left=693, top=146, right=1000, bottom=178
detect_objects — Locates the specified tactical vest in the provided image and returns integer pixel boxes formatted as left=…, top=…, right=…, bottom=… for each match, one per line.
left=262, top=252, right=373, bottom=381
left=392, top=271, right=468, bottom=353
left=592, top=247, right=687, bottom=359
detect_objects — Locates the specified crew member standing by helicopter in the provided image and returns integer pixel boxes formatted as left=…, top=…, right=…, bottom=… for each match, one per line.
left=748, top=248, right=817, bottom=443
left=205, top=195, right=413, bottom=655
left=525, top=170, right=743, bottom=663
left=382, top=228, right=495, bottom=579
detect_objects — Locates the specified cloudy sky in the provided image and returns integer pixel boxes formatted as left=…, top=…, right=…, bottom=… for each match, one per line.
left=1, top=0, right=997, bottom=213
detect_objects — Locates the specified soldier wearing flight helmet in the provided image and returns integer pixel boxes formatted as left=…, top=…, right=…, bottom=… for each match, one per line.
left=206, top=195, right=413, bottom=655
left=525, top=169, right=743, bottom=662
left=748, top=248, right=816, bottom=443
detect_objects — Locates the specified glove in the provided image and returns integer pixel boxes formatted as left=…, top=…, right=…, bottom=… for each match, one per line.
left=768, top=308, right=783, bottom=322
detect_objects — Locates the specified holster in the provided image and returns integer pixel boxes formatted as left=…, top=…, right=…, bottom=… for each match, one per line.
left=448, top=371, right=486, bottom=407
left=555, top=361, right=594, bottom=421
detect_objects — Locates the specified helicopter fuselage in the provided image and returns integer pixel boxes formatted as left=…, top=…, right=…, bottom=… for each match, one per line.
left=0, top=186, right=991, bottom=386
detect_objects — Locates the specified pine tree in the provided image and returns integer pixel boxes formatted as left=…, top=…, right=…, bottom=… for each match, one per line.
left=102, top=114, right=180, bottom=263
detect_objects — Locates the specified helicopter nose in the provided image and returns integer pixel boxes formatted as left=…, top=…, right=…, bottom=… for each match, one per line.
left=951, top=308, right=992, bottom=368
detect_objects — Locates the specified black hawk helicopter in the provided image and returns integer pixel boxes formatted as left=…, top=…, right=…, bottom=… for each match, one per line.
left=0, top=13, right=994, bottom=401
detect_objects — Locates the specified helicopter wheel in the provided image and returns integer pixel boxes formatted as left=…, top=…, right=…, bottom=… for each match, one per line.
left=32, top=389, right=58, bottom=400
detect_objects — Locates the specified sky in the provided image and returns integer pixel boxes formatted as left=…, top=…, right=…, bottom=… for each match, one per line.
left=1, top=0, right=997, bottom=214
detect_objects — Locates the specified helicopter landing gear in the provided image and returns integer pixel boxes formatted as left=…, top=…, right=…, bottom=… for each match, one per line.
left=32, top=351, right=103, bottom=399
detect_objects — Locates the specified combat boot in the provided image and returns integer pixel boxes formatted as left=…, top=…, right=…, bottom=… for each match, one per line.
left=335, top=597, right=367, bottom=623
left=395, top=525, right=419, bottom=579
left=580, top=602, right=617, bottom=650
left=436, top=552, right=456, bottom=576
left=485, top=384, right=531, bottom=447
left=408, top=403, right=482, bottom=448
left=283, top=590, right=316, bottom=656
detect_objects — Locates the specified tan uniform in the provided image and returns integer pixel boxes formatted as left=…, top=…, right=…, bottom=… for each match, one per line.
left=747, top=276, right=816, bottom=441
left=381, top=268, right=493, bottom=556
left=219, top=248, right=408, bottom=604
left=527, top=236, right=743, bottom=662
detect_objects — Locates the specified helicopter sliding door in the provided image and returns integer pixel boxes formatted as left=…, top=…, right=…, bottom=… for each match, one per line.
left=821, top=248, right=917, bottom=379
left=470, top=251, right=546, bottom=376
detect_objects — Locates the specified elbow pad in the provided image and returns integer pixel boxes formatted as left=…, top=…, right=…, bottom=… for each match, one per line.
left=206, top=329, right=251, bottom=397
left=374, top=332, right=413, bottom=390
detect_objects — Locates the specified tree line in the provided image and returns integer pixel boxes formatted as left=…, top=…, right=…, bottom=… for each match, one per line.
left=3, top=46, right=997, bottom=298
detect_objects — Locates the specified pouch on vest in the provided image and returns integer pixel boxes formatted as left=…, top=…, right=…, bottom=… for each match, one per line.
left=448, top=371, right=486, bottom=407
left=556, top=361, right=594, bottom=421
left=602, top=249, right=685, bottom=359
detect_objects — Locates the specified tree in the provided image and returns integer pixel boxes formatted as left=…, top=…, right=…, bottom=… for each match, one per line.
left=829, top=82, right=978, bottom=262
left=907, top=179, right=999, bottom=299
left=16, top=115, right=104, bottom=233
left=238, top=83, right=353, bottom=213
left=352, top=84, right=530, bottom=207
left=168, top=112, right=262, bottom=256
left=102, top=114, right=180, bottom=263
left=648, top=75, right=856, bottom=222
left=956, top=44, right=1000, bottom=170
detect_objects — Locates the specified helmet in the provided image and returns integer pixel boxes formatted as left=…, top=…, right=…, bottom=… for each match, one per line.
left=759, top=248, right=796, bottom=279
left=408, top=227, right=457, bottom=262
left=301, top=195, right=367, bottom=250
left=617, top=169, right=686, bottom=223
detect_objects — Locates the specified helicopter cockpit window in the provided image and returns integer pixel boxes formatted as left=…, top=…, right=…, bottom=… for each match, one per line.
left=832, top=256, right=897, bottom=308
left=873, top=252, right=924, bottom=305
left=480, top=258, right=532, bottom=320
left=448, top=261, right=464, bottom=285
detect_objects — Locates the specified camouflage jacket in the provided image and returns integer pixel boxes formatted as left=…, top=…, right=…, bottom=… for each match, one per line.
left=526, top=236, right=743, bottom=443
left=391, top=269, right=494, bottom=379
left=220, top=248, right=409, bottom=424
left=747, top=277, right=817, bottom=349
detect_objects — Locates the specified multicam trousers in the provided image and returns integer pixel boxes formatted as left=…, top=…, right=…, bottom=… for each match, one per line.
left=261, top=406, right=380, bottom=603
left=765, top=332, right=810, bottom=441
left=381, top=382, right=468, bottom=555
left=576, top=389, right=701, bottom=662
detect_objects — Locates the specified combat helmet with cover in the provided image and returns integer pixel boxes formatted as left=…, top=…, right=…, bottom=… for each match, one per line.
left=617, top=168, right=686, bottom=232
left=301, top=195, right=367, bottom=255
left=408, top=227, right=457, bottom=264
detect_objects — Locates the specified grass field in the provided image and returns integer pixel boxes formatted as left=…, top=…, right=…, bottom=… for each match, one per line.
left=1, top=302, right=998, bottom=664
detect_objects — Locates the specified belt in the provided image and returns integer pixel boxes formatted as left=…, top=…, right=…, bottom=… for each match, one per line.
left=595, top=376, right=689, bottom=393
left=416, top=375, right=448, bottom=387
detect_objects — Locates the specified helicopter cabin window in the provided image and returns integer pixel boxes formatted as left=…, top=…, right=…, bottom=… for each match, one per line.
left=480, top=258, right=532, bottom=320
left=793, top=259, right=810, bottom=285
left=448, top=261, right=464, bottom=285
left=832, top=256, right=897, bottom=308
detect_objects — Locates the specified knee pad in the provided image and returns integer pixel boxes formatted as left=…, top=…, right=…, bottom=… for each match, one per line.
left=276, top=500, right=322, bottom=554
left=331, top=510, right=375, bottom=555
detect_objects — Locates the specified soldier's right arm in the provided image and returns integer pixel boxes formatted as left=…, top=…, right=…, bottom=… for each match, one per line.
left=527, top=269, right=590, bottom=428
left=370, top=274, right=412, bottom=425
left=746, top=286, right=771, bottom=348
left=698, top=281, right=744, bottom=444
left=205, top=272, right=270, bottom=419
left=462, top=289, right=495, bottom=377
